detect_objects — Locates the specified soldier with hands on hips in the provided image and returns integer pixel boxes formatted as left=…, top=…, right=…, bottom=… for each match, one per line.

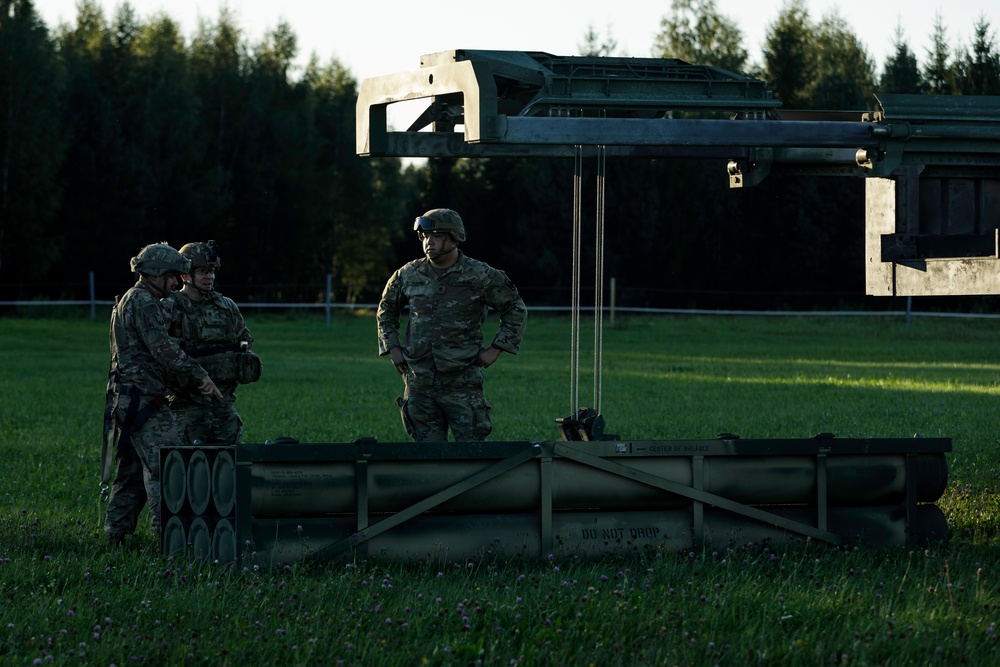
left=377, top=208, right=527, bottom=441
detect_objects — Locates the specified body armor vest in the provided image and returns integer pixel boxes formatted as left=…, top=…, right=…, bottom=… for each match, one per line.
left=170, top=292, right=250, bottom=385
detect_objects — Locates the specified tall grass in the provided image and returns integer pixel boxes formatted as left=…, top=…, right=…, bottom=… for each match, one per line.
left=1, top=313, right=998, bottom=665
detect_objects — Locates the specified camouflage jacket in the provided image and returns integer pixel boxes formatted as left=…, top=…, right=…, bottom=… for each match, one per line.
left=376, top=251, right=527, bottom=373
left=163, top=289, right=253, bottom=402
left=109, top=281, right=207, bottom=398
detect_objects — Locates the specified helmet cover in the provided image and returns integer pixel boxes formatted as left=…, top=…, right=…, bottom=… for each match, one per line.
left=129, top=242, right=190, bottom=276
left=179, top=240, right=221, bottom=271
left=413, top=208, right=466, bottom=242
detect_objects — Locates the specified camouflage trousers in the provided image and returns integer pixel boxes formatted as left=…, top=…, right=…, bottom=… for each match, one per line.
left=398, top=364, right=492, bottom=441
left=172, top=395, right=243, bottom=445
left=104, top=402, right=182, bottom=537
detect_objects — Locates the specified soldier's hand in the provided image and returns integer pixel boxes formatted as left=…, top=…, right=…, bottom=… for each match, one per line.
left=198, top=375, right=224, bottom=400
left=476, top=345, right=502, bottom=368
left=389, top=347, right=408, bottom=375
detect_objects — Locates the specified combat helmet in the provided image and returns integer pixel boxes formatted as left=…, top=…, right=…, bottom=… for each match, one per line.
left=129, top=242, right=190, bottom=276
left=413, top=208, right=466, bottom=242
left=179, top=240, right=221, bottom=272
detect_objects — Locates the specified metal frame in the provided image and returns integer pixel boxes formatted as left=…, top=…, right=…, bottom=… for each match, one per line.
left=356, top=49, right=1000, bottom=298
left=356, top=50, right=878, bottom=160
left=356, top=50, right=1000, bottom=173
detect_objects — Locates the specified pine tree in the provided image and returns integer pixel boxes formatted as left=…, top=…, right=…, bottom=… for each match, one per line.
left=880, top=25, right=923, bottom=93
left=579, top=25, right=619, bottom=57
left=763, top=0, right=815, bottom=108
left=923, top=14, right=957, bottom=95
left=0, top=0, right=66, bottom=285
left=807, top=11, right=876, bottom=110
left=955, top=16, right=1000, bottom=95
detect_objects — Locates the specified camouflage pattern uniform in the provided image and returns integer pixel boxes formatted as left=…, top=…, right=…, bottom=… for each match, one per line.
left=163, top=289, right=254, bottom=444
left=106, top=280, right=208, bottom=538
left=377, top=250, right=527, bottom=441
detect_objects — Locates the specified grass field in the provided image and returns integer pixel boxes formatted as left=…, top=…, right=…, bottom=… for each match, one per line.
left=1, top=312, right=999, bottom=665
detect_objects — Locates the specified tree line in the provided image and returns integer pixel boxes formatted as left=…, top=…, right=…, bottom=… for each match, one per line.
left=1, top=0, right=998, bottom=310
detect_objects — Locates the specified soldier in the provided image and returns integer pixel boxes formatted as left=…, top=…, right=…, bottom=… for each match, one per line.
left=163, top=240, right=259, bottom=445
left=377, top=208, right=527, bottom=441
left=103, top=242, right=223, bottom=546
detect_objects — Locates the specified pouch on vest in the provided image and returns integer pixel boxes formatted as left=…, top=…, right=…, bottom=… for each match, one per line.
left=237, top=350, right=263, bottom=384
left=198, top=352, right=239, bottom=383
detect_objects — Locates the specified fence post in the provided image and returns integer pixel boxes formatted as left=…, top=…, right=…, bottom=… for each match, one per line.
left=325, top=274, right=332, bottom=326
left=610, top=277, right=616, bottom=328
left=89, top=271, right=96, bottom=321
left=906, top=296, right=912, bottom=332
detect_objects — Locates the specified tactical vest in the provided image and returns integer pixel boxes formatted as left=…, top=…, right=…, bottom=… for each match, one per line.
left=170, top=293, right=249, bottom=384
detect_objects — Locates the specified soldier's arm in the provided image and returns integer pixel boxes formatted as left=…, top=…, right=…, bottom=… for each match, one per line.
left=227, top=297, right=254, bottom=349
left=135, top=294, right=208, bottom=383
left=160, top=293, right=189, bottom=351
left=486, top=269, right=527, bottom=355
left=376, top=271, right=405, bottom=355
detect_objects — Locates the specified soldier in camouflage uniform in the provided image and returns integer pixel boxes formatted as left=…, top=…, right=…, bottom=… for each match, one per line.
left=377, top=208, right=527, bottom=441
left=103, top=243, right=223, bottom=545
left=163, top=241, right=258, bottom=445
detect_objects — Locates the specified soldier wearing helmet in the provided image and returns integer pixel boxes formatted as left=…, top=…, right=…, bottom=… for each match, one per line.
left=377, top=209, right=527, bottom=441
left=163, top=240, right=259, bottom=446
left=103, top=242, right=223, bottom=546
